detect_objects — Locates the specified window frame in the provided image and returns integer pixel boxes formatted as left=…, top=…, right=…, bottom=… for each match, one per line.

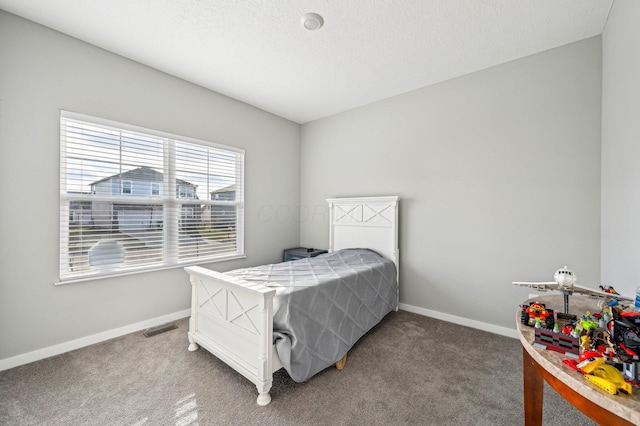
left=121, top=180, right=132, bottom=195
left=58, top=110, right=245, bottom=284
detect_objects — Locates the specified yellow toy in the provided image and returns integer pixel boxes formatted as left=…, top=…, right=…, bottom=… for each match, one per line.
left=576, top=356, right=632, bottom=395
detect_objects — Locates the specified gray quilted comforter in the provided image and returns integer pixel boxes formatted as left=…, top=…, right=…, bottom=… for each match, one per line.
left=226, top=249, right=398, bottom=382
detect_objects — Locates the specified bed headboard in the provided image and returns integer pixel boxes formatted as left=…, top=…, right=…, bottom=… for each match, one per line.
left=326, top=196, right=399, bottom=273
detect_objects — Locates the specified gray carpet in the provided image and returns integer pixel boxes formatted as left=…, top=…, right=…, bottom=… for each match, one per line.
left=0, top=310, right=596, bottom=425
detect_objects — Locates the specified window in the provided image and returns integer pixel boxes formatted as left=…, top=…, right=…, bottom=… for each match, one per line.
left=59, top=111, right=245, bottom=282
left=121, top=180, right=132, bottom=195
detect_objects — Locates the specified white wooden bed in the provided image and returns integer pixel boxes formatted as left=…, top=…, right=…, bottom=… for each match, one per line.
left=184, top=196, right=399, bottom=406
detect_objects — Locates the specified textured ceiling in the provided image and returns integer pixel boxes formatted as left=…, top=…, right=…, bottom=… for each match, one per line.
left=0, top=0, right=613, bottom=124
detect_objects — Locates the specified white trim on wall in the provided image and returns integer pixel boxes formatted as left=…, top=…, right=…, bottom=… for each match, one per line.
left=0, top=309, right=190, bottom=372
left=1, top=304, right=516, bottom=372
left=399, top=303, right=518, bottom=339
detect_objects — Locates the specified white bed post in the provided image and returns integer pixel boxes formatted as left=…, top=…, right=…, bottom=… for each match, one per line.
left=391, top=198, right=400, bottom=310
left=256, top=289, right=275, bottom=406
left=187, top=273, right=199, bottom=352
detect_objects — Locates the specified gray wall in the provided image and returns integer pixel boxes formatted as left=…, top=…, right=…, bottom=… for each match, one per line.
left=601, top=0, right=640, bottom=297
left=300, top=37, right=603, bottom=331
left=1, top=6, right=620, bottom=361
left=0, top=11, right=300, bottom=360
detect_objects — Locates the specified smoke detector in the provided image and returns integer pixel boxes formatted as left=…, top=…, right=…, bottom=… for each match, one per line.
left=301, top=13, right=324, bottom=31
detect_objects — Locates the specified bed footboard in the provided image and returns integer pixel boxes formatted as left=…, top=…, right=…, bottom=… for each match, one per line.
left=185, top=265, right=281, bottom=406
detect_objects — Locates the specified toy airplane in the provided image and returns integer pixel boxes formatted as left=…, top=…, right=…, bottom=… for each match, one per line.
left=513, top=266, right=633, bottom=313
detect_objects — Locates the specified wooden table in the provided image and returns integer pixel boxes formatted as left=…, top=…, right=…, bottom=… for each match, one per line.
left=517, top=295, right=640, bottom=425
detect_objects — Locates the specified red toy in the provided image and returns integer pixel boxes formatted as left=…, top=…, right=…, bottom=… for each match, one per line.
left=521, top=301, right=555, bottom=329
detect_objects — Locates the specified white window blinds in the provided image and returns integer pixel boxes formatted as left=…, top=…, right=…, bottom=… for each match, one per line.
left=59, top=111, right=245, bottom=282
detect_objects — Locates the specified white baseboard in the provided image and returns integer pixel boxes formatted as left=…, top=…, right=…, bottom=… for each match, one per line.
left=0, top=309, right=191, bottom=372
left=399, top=303, right=518, bottom=339
left=2, top=305, right=516, bottom=372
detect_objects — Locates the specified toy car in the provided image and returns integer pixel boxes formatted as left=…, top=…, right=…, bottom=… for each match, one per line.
left=521, top=302, right=555, bottom=329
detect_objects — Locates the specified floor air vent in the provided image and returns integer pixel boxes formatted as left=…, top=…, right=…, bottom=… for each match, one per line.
left=143, top=323, right=178, bottom=337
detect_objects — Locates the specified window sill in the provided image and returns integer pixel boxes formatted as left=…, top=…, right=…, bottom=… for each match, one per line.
left=54, top=253, right=247, bottom=286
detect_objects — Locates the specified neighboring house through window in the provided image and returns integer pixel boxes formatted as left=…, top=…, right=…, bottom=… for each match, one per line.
left=59, top=111, right=245, bottom=282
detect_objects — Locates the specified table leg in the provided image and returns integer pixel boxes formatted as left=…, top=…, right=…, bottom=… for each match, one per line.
left=522, top=346, right=543, bottom=425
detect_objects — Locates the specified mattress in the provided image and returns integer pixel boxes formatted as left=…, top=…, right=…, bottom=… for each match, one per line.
left=225, top=248, right=398, bottom=382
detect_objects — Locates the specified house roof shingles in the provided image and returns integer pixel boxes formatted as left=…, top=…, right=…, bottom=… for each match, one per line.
left=91, top=166, right=195, bottom=187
